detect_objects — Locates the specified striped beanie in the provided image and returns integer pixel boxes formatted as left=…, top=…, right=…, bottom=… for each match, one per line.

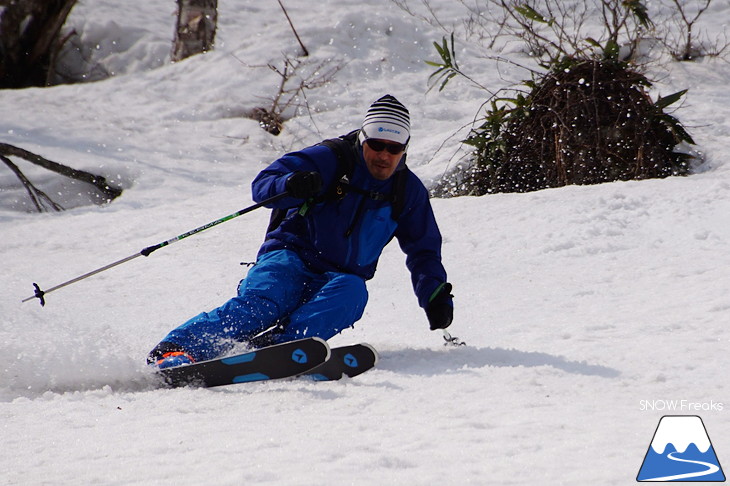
left=360, top=94, right=411, bottom=146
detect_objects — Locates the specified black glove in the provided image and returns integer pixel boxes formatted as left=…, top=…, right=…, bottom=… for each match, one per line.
left=285, top=171, right=323, bottom=199
left=426, top=282, right=454, bottom=330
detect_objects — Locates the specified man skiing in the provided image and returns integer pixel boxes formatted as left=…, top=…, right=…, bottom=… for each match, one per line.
left=148, top=94, right=454, bottom=368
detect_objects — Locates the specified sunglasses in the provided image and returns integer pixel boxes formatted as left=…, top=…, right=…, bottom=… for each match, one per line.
left=364, top=138, right=406, bottom=155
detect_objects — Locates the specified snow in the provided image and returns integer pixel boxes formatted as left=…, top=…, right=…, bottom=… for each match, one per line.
left=1, top=1, right=730, bottom=484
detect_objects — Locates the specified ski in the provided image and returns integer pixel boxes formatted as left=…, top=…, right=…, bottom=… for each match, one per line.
left=306, top=343, right=379, bottom=381
left=157, top=337, right=330, bottom=388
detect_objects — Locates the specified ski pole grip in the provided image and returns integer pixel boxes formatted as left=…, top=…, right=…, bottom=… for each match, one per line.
left=141, top=244, right=163, bottom=256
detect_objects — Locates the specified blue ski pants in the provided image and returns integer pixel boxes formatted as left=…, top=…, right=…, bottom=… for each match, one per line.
left=159, top=249, right=368, bottom=361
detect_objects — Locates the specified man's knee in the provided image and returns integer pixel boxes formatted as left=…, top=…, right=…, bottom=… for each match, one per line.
left=325, top=273, right=368, bottom=320
left=328, top=271, right=366, bottom=293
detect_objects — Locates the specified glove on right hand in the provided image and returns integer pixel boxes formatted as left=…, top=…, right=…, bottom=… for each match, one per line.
left=285, top=171, right=323, bottom=199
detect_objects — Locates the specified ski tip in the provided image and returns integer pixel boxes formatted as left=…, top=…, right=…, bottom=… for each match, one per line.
left=359, top=342, right=379, bottom=366
left=311, top=336, right=332, bottom=361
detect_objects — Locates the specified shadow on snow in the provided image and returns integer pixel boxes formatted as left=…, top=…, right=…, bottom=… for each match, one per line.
left=378, top=346, right=620, bottom=378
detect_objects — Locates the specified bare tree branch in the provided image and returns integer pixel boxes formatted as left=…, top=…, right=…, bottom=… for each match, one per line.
left=0, top=154, right=64, bottom=212
left=0, top=143, right=122, bottom=205
left=277, top=0, right=308, bottom=56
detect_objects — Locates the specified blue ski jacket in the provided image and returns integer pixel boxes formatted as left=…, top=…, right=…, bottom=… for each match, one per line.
left=252, top=141, right=447, bottom=309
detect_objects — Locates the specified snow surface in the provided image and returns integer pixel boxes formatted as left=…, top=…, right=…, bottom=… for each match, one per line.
left=2, top=1, right=730, bottom=484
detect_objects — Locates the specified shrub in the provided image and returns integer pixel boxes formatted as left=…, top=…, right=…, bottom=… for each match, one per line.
left=460, top=57, right=694, bottom=195
left=425, top=1, right=700, bottom=196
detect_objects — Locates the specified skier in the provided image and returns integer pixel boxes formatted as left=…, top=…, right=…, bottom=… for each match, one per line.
left=148, top=94, right=454, bottom=368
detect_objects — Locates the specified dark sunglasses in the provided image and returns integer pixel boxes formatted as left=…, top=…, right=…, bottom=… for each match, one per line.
left=364, top=138, right=406, bottom=155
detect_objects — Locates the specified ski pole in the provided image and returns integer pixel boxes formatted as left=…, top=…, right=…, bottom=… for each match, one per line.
left=22, top=192, right=289, bottom=306
left=443, top=329, right=466, bottom=347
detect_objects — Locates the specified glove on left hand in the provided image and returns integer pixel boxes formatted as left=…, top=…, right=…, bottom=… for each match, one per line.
left=426, top=282, right=454, bottom=330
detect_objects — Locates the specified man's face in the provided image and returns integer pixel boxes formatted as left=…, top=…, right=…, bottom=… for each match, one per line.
left=362, top=138, right=406, bottom=180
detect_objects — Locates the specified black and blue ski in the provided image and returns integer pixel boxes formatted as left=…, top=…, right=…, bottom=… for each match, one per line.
left=157, top=337, right=330, bottom=388
left=306, top=343, right=379, bottom=381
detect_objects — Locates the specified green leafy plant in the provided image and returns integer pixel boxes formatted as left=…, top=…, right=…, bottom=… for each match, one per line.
left=425, top=33, right=460, bottom=92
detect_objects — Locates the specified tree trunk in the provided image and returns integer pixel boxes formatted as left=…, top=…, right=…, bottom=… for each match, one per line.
left=0, top=0, right=78, bottom=88
left=171, top=0, right=218, bottom=63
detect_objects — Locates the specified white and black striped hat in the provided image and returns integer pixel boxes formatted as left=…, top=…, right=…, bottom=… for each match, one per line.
left=360, top=94, right=410, bottom=146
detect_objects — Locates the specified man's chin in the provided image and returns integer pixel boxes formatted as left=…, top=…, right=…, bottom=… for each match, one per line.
left=371, top=167, right=395, bottom=180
